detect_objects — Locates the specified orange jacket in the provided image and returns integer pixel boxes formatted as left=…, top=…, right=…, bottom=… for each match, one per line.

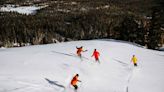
left=77, top=48, right=83, bottom=55
left=71, top=75, right=79, bottom=86
left=92, top=51, right=100, bottom=59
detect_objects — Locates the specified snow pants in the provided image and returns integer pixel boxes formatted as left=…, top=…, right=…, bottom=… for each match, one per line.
left=73, top=85, right=78, bottom=90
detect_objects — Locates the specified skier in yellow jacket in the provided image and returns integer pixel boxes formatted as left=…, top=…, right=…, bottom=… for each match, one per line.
left=131, top=55, right=138, bottom=66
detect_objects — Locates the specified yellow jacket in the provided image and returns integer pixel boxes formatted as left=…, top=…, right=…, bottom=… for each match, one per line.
left=131, top=56, right=138, bottom=64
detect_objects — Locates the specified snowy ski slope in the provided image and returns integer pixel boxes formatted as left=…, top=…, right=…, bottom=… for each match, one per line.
left=0, top=40, right=164, bottom=92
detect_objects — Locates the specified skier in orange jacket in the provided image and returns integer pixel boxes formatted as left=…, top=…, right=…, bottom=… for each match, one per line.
left=92, top=49, right=100, bottom=63
left=76, top=46, right=87, bottom=58
left=71, top=74, right=81, bottom=90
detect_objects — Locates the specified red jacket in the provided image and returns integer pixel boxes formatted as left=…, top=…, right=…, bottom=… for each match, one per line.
left=92, top=51, right=100, bottom=59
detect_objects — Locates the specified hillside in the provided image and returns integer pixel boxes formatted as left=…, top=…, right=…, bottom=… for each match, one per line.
left=0, top=40, right=164, bottom=92
left=0, top=0, right=164, bottom=49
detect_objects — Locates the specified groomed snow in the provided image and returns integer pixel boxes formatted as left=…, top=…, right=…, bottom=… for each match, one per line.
left=0, top=40, right=164, bottom=92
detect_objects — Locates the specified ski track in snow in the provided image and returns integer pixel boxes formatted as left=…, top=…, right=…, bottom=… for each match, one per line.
left=112, top=57, right=135, bottom=92
left=125, top=67, right=134, bottom=92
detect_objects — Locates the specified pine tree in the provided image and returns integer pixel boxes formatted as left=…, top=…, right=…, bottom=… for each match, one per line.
left=147, top=7, right=163, bottom=49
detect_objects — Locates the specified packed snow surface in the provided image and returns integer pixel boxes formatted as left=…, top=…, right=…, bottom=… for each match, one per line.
left=0, top=40, right=164, bottom=92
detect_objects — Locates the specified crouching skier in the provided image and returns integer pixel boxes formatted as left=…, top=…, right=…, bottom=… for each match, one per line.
left=71, top=74, right=81, bottom=91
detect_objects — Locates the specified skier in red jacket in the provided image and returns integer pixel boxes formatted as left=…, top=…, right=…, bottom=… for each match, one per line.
left=92, top=49, right=100, bottom=63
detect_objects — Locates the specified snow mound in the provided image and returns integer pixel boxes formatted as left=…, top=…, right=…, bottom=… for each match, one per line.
left=0, top=4, right=47, bottom=15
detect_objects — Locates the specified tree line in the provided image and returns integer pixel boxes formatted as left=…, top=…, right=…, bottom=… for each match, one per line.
left=0, top=0, right=163, bottom=50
